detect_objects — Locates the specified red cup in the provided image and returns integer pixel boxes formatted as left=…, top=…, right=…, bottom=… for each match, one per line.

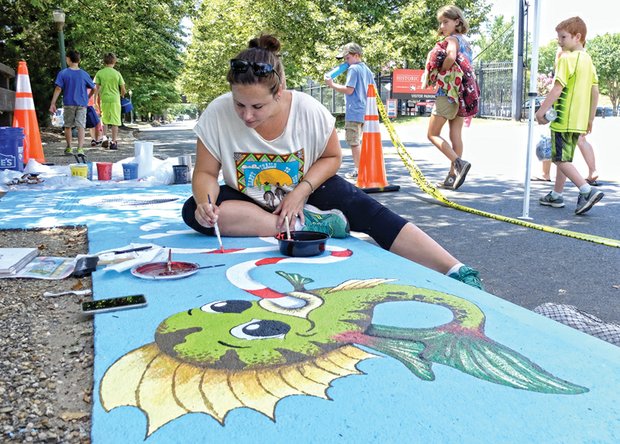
left=96, top=162, right=113, bottom=181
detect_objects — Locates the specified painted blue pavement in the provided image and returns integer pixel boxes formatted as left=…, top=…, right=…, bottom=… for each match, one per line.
left=1, top=187, right=619, bottom=443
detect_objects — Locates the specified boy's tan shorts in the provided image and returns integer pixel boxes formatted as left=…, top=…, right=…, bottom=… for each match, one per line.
left=431, top=96, right=459, bottom=120
left=344, top=121, right=364, bottom=146
left=63, top=106, right=87, bottom=128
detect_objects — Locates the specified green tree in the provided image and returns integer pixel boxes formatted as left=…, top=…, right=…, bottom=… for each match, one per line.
left=181, top=0, right=489, bottom=106
left=0, top=0, right=63, bottom=122
left=588, top=33, right=620, bottom=113
left=0, top=0, right=193, bottom=123
left=537, top=41, right=558, bottom=76
left=474, top=15, right=513, bottom=63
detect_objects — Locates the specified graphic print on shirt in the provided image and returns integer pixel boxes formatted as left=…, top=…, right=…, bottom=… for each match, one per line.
left=235, top=149, right=305, bottom=210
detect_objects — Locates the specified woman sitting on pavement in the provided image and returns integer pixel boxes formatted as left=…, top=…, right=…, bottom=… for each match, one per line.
left=182, top=34, right=484, bottom=289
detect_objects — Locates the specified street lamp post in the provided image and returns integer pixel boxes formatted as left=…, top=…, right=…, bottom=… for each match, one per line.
left=52, top=9, right=66, bottom=69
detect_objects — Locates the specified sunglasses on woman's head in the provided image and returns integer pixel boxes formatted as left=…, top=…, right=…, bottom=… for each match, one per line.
left=230, top=59, right=281, bottom=82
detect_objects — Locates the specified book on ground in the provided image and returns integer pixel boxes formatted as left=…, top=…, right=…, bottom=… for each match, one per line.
left=0, top=248, right=39, bottom=275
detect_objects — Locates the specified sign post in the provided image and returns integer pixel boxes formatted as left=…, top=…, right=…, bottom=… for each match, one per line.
left=391, top=69, right=437, bottom=100
left=386, top=99, right=397, bottom=118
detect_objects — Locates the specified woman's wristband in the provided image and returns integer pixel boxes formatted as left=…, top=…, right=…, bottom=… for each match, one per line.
left=299, top=179, right=314, bottom=193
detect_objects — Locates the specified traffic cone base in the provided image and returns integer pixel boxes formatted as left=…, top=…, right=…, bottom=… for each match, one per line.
left=356, top=83, right=398, bottom=193
left=13, top=60, right=45, bottom=164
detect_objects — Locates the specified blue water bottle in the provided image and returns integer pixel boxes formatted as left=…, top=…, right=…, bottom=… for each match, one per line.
left=324, top=62, right=349, bottom=80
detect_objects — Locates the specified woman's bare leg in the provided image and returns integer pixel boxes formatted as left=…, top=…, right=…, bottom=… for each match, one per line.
left=389, top=223, right=459, bottom=273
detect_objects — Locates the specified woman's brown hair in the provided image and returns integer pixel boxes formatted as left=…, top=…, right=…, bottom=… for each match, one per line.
left=226, top=34, right=283, bottom=95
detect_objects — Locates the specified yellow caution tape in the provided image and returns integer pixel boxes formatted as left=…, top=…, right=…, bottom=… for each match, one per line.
left=375, top=96, right=620, bottom=248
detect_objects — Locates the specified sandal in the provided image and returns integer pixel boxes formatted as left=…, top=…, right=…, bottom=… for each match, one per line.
left=586, top=178, right=601, bottom=186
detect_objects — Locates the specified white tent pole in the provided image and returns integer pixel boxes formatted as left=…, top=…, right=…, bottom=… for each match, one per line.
left=520, top=0, right=542, bottom=220
left=511, top=0, right=523, bottom=120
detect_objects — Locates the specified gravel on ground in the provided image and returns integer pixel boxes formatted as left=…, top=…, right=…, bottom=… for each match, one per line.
left=0, top=123, right=163, bottom=443
left=0, top=227, right=93, bottom=443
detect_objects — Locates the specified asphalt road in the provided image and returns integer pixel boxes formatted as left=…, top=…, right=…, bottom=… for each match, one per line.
left=137, top=117, right=620, bottom=324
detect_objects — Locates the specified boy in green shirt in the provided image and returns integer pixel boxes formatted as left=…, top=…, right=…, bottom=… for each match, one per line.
left=94, top=53, right=126, bottom=150
left=536, top=16, right=603, bottom=215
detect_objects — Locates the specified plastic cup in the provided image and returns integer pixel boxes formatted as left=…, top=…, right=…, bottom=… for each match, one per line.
left=96, top=162, right=113, bottom=181
left=86, top=162, right=93, bottom=180
left=70, top=164, right=88, bottom=179
left=122, top=162, right=139, bottom=180
left=172, top=164, right=190, bottom=184
left=178, top=154, right=193, bottom=171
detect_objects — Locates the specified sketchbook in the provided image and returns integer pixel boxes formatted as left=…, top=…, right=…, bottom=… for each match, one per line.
left=0, top=248, right=39, bottom=275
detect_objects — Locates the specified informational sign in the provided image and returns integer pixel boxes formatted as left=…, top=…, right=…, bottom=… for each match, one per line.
left=386, top=99, right=397, bottom=118
left=391, top=69, right=437, bottom=99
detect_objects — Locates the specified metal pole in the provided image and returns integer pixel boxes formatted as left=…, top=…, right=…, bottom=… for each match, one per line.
left=57, top=27, right=66, bottom=69
left=519, top=0, right=541, bottom=220
left=511, top=0, right=525, bottom=120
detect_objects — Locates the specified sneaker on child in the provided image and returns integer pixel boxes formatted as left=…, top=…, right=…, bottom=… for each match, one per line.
left=452, top=158, right=471, bottom=190
left=449, top=265, right=484, bottom=290
left=109, top=141, right=118, bottom=150
left=302, top=204, right=350, bottom=238
left=437, top=173, right=456, bottom=189
left=575, top=189, right=604, bottom=215
left=539, top=192, right=565, bottom=208
left=344, top=170, right=358, bottom=180
left=64, top=147, right=73, bottom=155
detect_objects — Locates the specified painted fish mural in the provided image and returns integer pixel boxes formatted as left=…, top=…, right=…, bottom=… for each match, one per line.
left=100, top=269, right=588, bottom=437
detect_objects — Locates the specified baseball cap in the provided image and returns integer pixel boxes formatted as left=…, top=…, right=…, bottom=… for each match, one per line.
left=336, top=42, right=363, bottom=59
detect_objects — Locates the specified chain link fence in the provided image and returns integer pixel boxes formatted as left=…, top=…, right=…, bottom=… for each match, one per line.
left=296, top=62, right=514, bottom=120
left=476, top=61, right=513, bottom=119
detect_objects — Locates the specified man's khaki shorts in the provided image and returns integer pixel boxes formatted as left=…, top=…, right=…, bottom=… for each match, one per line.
left=63, top=106, right=87, bottom=128
left=431, top=96, right=459, bottom=120
left=344, top=121, right=363, bottom=147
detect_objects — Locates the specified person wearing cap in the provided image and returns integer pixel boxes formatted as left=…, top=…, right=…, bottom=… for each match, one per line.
left=325, top=42, right=375, bottom=179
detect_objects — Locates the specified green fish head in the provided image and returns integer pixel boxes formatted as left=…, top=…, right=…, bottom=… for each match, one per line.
left=155, top=299, right=319, bottom=368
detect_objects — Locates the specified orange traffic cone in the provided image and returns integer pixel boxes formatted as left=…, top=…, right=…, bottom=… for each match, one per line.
left=12, top=60, right=45, bottom=164
left=356, top=84, right=399, bottom=193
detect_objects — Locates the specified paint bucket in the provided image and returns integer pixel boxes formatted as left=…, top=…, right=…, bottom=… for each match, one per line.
left=276, top=231, right=329, bottom=257
left=70, top=164, right=88, bottom=178
left=172, top=164, right=190, bottom=184
left=0, top=127, right=25, bottom=171
left=122, top=162, right=139, bottom=180
left=96, top=162, right=113, bottom=181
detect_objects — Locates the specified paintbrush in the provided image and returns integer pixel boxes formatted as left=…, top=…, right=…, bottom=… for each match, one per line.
left=284, top=215, right=291, bottom=240
left=207, top=194, right=224, bottom=251
left=166, top=248, right=172, bottom=273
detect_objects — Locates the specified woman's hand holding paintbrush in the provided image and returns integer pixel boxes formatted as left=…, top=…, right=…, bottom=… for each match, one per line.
left=207, top=194, right=224, bottom=251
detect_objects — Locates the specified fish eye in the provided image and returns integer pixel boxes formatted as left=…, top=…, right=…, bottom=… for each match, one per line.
left=230, top=319, right=290, bottom=340
left=201, top=300, right=252, bottom=314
